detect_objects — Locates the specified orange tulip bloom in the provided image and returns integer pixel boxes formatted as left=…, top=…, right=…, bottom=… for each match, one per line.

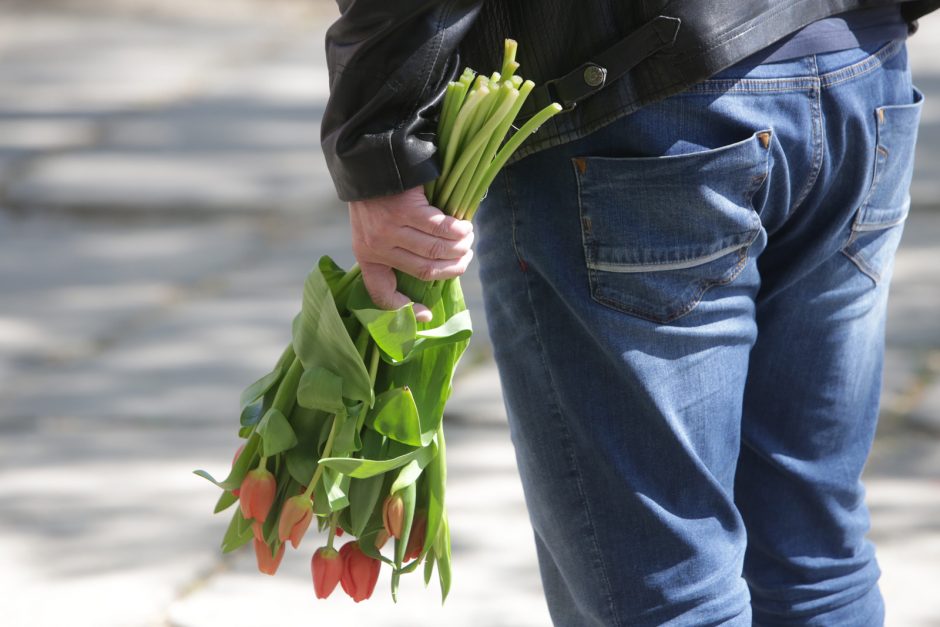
left=404, top=511, right=427, bottom=562
left=239, top=468, right=276, bottom=522
left=382, top=492, right=405, bottom=539
left=374, top=529, right=390, bottom=550
left=253, top=539, right=285, bottom=575
left=311, top=546, right=343, bottom=599
left=278, top=495, right=313, bottom=548
left=339, top=541, right=380, bottom=602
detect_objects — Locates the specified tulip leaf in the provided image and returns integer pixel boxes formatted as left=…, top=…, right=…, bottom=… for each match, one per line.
left=435, top=510, right=452, bottom=603
left=238, top=343, right=293, bottom=408
left=194, top=432, right=261, bottom=491
left=390, top=446, right=435, bottom=495
left=319, top=436, right=436, bottom=479
left=318, top=255, right=348, bottom=297
left=331, top=406, right=362, bottom=457
left=257, top=408, right=298, bottom=457
left=421, top=424, right=446, bottom=561
left=367, top=387, right=424, bottom=447
left=285, top=405, right=330, bottom=486
left=296, top=366, right=345, bottom=413
left=392, top=480, right=418, bottom=596
left=213, top=489, right=237, bottom=514
left=347, top=429, right=387, bottom=536
left=221, top=509, right=253, bottom=553
left=348, top=280, right=418, bottom=363
left=239, top=400, right=264, bottom=428
left=317, top=467, right=349, bottom=512
left=292, top=265, right=373, bottom=405
left=386, top=310, right=473, bottom=364
left=424, top=550, right=436, bottom=586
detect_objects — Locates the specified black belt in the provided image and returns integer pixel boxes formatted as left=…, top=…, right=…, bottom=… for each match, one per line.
left=517, top=15, right=681, bottom=120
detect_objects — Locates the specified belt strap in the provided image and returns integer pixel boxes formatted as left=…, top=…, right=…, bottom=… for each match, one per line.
left=517, top=15, right=681, bottom=120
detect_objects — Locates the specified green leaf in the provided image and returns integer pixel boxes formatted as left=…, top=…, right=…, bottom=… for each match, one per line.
left=257, top=408, right=298, bottom=457
left=421, top=424, right=446, bottom=560
left=292, top=265, right=373, bottom=405
left=318, top=255, right=348, bottom=297
left=238, top=343, right=293, bottom=408
left=213, top=489, right=237, bottom=514
left=424, top=550, right=436, bottom=586
left=436, top=510, right=452, bottom=603
left=318, top=437, right=436, bottom=479
left=285, top=405, right=330, bottom=485
left=296, top=366, right=344, bottom=413
left=194, top=432, right=260, bottom=490
left=393, top=481, right=418, bottom=573
left=331, top=406, right=361, bottom=457
left=239, top=401, right=264, bottom=428
left=390, top=447, right=434, bottom=494
left=387, top=310, right=473, bottom=364
left=367, top=387, right=423, bottom=447
left=313, top=466, right=350, bottom=512
left=346, top=429, right=386, bottom=536
left=348, top=280, right=417, bottom=362
left=221, top=509, right=253, bottom=553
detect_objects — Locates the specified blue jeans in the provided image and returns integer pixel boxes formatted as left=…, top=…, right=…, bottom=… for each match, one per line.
left=475, top=39, right=923, bottom=626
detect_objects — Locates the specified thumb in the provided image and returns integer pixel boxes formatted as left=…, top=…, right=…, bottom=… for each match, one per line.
left=360, top=262, right=433, bottom=323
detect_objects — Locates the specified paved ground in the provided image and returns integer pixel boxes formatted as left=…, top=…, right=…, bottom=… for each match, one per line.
left=0, top=3, right=938, bottom=626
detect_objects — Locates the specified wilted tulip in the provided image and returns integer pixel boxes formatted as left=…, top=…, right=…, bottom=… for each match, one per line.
left=278, top=495, right=313, bottom=548
left=254, top=539, right=285, bottom=575
left=404, top=511, right=427, bottom=562
left=339, top=541, right=380, bottom=602
left=239, top=467, right=276, bottom=522
left=382, top=492, right=405, bottom=539
left=311, top=546, right=343, bottom=599
left=231, top=444, right=246, bottom=497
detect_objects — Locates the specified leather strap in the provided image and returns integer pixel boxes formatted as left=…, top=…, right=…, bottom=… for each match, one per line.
left=517, top=15, right=681, bottom=121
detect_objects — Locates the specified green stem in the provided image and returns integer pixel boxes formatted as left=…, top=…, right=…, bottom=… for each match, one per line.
left=439, top=86, right=489, bottom=186
left=303, top=414, right=340, bottom=500
left=271, top=356, right=304, bottom=416
left=500, top=38, right=518, bottom=79
left=333, top=263, right=361, bottom=299
left=464, top=102, right=563, bottom=221
left=438, top=85, right=518, bottom=213
left=368, top=341, right=381, bottom=386
left=326, top=513, right=338, bottom=550
left=457, top=80, right=534, bottom=220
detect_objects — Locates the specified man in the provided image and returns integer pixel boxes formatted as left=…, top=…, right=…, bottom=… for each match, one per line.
left=321, top=1, right=939, bottom=624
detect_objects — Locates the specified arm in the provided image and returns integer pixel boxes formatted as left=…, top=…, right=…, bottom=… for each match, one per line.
left=322, top=0, right=484, bottom=319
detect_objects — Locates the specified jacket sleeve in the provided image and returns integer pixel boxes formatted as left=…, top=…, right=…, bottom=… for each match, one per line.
left=321, top=0, right=485, bottom=202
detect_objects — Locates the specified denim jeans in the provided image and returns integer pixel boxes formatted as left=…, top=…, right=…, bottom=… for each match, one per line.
left=475, top=39, right=923, bottom=626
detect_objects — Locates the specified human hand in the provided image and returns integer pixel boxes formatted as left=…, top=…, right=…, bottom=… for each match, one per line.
left=349, top=186, right=474, bottom=323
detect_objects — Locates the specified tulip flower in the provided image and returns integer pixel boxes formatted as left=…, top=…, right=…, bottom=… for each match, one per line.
left=254, top=539, right=285, bottom=575
left=382, top=492, right=405, bottom=539
left=278, top=495, right=313, bottom=548
left=404, top=511, right=427, bottom=562
left=374, top=529, right=389, bottom=550
left=251, top=520, right=265, bottom=543
left=231, top=444, right=245, bottom=497
left=311, top=546, right=343, bottom=599
left=339, top=541, right=380, bottom=602
left=239, top=467, right=276, bottom=522
left=335, top=526, right=344, bottom=537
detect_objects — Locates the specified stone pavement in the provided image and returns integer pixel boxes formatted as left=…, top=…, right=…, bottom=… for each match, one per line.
left=0, top=2, right=938, bottom=626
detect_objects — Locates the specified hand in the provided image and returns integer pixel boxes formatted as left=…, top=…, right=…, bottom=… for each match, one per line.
left=349, top=186, right=474, bottom=323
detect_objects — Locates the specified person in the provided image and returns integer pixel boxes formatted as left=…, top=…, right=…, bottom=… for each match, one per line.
left=320, top=2, right=939, bottom=625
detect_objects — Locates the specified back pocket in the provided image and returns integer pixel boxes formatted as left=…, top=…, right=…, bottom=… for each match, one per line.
left=574, top=129, right=771, bottom=323
left=842, top=86, right=924, bottom=284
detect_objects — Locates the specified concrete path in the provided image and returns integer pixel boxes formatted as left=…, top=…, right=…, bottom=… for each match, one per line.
left=0, top=2, right=938, bottom=626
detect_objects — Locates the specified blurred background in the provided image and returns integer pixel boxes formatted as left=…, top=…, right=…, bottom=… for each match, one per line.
left=0, top=1, right=937, bottom=625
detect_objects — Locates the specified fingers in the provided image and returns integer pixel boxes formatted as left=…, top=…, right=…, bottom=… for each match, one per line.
left=394, top=226, right=474, bottom=261
left=360, top=262, right=433, bottom=323
left=400, top=204, right=473, bottom=241
left=382, top=247, right=474, bottom=283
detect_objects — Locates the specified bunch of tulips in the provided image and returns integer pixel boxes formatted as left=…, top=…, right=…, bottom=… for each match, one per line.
left=195, top=39, right=561, bottom=603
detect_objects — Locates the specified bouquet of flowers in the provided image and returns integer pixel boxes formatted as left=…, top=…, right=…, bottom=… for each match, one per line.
left=194, top=39, right=561, bottom=603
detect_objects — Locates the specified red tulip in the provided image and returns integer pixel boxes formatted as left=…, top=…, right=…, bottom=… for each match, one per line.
left=278, top=495, right=313, bottom=548
left=404, top=511, right=427, bottom=562
left=339, top=541, right=380, bottom=602
left=251, top=520, right=265, bottom=543
left=231, top=444, right=246, bottom=497
left=254, top=539, right=285, bottom=575
left=239, top=468, right=276, bottom=522
left=382, top=492, right=405, bottom=539
left=311, top=546, right=343, bottom=599
left=335, top=526, right=344, bottom=537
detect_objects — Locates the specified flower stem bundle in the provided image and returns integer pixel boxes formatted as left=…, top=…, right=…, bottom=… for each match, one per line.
left=195, top=39, right=561, bottom=604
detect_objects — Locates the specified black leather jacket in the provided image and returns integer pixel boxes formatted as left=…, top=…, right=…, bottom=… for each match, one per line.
left=322, top=0, right=939, bottom=202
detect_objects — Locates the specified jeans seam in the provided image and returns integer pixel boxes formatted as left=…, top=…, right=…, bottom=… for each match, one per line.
left=508, top=169, right=622, bottom=627
left=790, top=58, right=824, bottom=217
